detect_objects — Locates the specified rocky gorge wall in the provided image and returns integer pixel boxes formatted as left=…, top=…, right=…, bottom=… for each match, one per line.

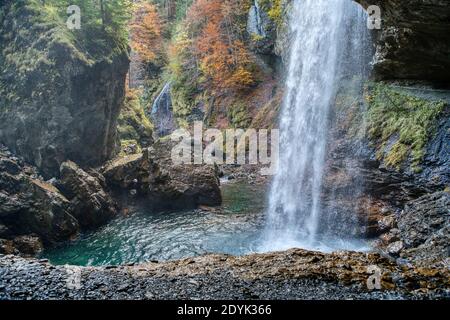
left=0, top=1, right=222, bottom=256
left=0, top=0, right=129, bottom=179
left=0, top=0, right=448, bottom=300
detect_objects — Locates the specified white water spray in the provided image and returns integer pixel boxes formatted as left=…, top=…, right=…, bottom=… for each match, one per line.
left=260, top=0, right=370, bottom=252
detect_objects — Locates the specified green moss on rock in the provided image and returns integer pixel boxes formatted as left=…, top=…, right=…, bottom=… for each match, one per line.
left=366, top=83, right=446, bottom=172
left=259, top=0, right=284, bottom=26
left=0, top=0, right=130, bottom=177
left=118, top=90, right=154, bottom=152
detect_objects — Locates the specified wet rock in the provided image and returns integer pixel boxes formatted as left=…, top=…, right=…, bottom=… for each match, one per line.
left=387, top=241, right=404, bottom=256
left=419, top=109, right=450, bottom=188
left=399, top=192, right=449, bottom=248
left=0, top=2, right=129, bottom=178
left=12, top=235, right=43, bottom=256
left=356, top=198, right=391, bottom=237
left=397, top=192, right=449, bottom=266
left=380, top=228, right=400, bottom=245
left=0, top=249, right=448, bottom=300
left=58, top=161, right=117, bottom=229
left=378, top=215, right=397, bottom=232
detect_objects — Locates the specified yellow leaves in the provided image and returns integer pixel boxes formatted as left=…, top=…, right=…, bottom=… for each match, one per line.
left=230, top=67, right=254, bottom=87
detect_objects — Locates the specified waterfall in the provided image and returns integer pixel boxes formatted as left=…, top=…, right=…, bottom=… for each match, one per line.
left=151, top=82, right=176, bottom=137
left=259, top=0, right=370, bottom=252
left=247, top=0, right=267, bottom=37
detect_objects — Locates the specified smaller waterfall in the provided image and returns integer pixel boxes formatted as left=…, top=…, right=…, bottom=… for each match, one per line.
left=151, top=82, right=176, bottom=137
left=247, top=0, right=268, bottom=37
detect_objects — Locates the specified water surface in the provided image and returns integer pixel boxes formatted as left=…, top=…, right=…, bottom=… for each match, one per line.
left=44, top=182, right=267, bottom=266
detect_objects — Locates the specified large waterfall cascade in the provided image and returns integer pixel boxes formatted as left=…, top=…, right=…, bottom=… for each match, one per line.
left=260, top=0, right=371, bottom=252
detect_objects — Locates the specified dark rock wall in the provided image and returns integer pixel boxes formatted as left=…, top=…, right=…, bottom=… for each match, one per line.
left=356, top=0, right=450, bottom=82
left=0, top=1, right=130, bottom=178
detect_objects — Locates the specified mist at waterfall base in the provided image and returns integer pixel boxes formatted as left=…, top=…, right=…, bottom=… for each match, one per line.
left=258, top=0, right=371, bottom=253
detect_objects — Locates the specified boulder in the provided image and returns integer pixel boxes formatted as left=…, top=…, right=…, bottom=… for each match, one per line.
left=0, top=146, right=79, bottom=245
left=102, top=152, right=150, bottom=192
left=378, top=215, right=397, bottom=232
left=387, top=240, right=403, bottom=256
left=58, top=161, right=118, bottom=229
left=102, top=142, right=222, bottom=211
left=0, top=239, right=16, bottom=255
left=12, top=235, right=43, bottom=256
left=380, top=228, right=400, bottom=245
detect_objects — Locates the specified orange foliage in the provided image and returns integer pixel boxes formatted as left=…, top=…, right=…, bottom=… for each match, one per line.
left=130, top=3, right=164, bottom=63
left=183, top=0, right=256, bottom=93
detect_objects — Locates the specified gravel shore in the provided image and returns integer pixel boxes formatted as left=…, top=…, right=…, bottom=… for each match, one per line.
left=1, top=249, right=448, bottom=300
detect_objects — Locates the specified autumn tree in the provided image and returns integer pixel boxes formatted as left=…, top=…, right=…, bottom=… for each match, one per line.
left=130, top=2, right=165, bottom=65
left=183, top=0, right=257, bottom=93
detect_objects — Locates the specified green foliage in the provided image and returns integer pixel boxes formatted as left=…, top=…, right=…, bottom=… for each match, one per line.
left=366, top=83, right=446, bottom=172
left=227, top=101, right=252, bottom=128
left=0, top=0, right=131, bottom=116
left=175, top=0, right=194, bottom=21
left=260, top=0, right=283, bottom=26
left=167, top=26, right=199, bottom=120
left=118, top=90, right=154, bottom=148
left=171, top=85, right=195, bottom=118
left=28, top=0, right=131, bottom=58
left=166, top=0, right=259, bottom=126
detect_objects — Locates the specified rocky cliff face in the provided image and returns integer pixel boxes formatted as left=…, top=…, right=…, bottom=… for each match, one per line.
left=356, top=0, right=450, bottom=82
left=0, top=1, right=129, bottom=178
left=323, top=81, right=449, bottom=266
left=0, top=146, right=79, bottom=251
left=269, top=0, right=450, bottom=81
left=0, top=145, right=122, bottom=255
